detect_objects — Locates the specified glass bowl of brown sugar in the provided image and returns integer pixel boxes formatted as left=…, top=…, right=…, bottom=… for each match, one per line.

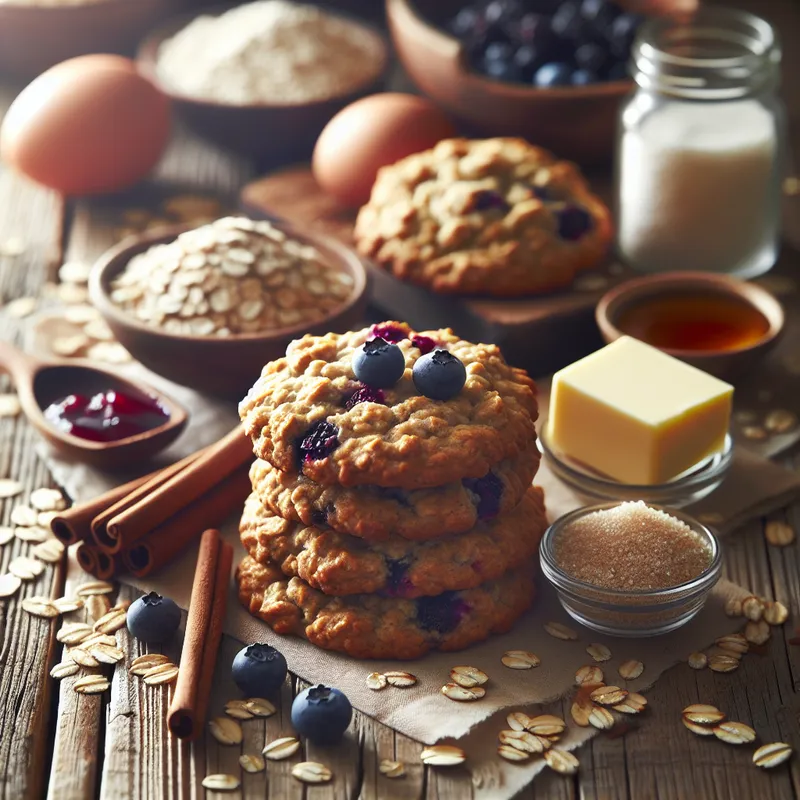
left=540, top=501, right=722, bottom=637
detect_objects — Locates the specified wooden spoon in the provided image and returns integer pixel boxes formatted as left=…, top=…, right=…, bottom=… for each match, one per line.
left=0, top=341, right=188, bottom=469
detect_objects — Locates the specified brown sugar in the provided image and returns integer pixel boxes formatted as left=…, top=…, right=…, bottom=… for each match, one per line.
left=554, top=502, right=712, bottom=591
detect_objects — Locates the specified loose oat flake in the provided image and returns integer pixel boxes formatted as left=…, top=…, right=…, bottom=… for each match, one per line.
left=81, top=632, right=116, bottom=649
left=683, top=705, right=725, bottom=724
left=527, top=715, right=566, bottom=736
left=742, top=596, right=764, bottom=621
left=21, top=597, right=58, bottom=618
left=613, top=692, right=647, bottom=714
left=753, top=742, right=792, bottom=769
left=0, top=394, right=21, bottom=418
left=244, top=697, right=276, bottom=717
left=586, top=643, right=611, bottom=662
left=688, top=652, right=708, bottom=670
left=497, top=744, right=529, bottom=762
left=742, top=426, right=768, bottom=441
left=498, top=729, right=546, bottom=754
left=765, top=410, right=798, bottom=434
left=745, top=619, right=771, bottom=645
left=683, top=717, right=716, bottom=736
left=724, top=598, right=743, bottom=617
left=379, top=759, right=405, bottom=778
left=0, top=573, right=21, bottom=598
left=70, top=649, right=100, bottom=669
left=56, top=622, right=92, bottom=645
left=764, top=601, right=789, bottom=626
left=262, top=737, right=300, bottom=761
left=590, top=686, right=628, bottom=706
left=92, top=608, right=127, bottom=634
left=713, top=721, right=756, bottom=745
left=450, top=665, right=488, bottom=688
left=33, top=540, right=65, bottom=563
left=292, top=762, right=332, bottom=784
left=507, top=711, right=532, bottom=731
left=543, top=749, right=579, bottom=776
left=50, top=661, right=79, bottom=679
left=224, top=700, right=254, bottom=720
left=545, top=621, right=579, bottom=641
left=716, top=633, right=748, bottom=655
left=765, top=520, right=795, bottom=547
left=0, top=479, right=24, bottom=499
left=618, top=660, right=644, bottom=680
left=201, top=774, right=240, bottom=792
left=575, top=665, right=604, bottom=685
left=570, top=699, right=593, bottom=728
left=30, top=488, right=66, bottom=512
left=143, top=663, right=179, bottom=685
left=15, top=526, right=49, bottom=544
left=501, top=650, right=540, bottom=669
left=77, top=580, right=114, bottom=597
left=74, top=675, right=110, bottom=695
left=130, top=653, right=169, bottom=675
left=6, top=297, right=36, bottom=319
left=420, top=745, right=466, bottom=766
left=88, top=643, right=124, bottom=664
left=10, top=506, right=38, bottom=527
left=85, top=595, right=111, bottom=621
left=0, top=527, right=13, bottom=546
left=239, top=754, right=265, bottom=774
left=385, top=670, right=417, bottom=688
left=367, top=672, right=387, bottom=691
left=441, top=683, right=485, bottom=702
left=708, top=654, right=740, bottom=673
left=209, top=716, right=243, bottom=745
left=588, top=707, right=615, bottom=730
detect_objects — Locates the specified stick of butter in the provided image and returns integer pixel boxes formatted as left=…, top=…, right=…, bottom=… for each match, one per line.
left=548, top=336, right=733, bottom=485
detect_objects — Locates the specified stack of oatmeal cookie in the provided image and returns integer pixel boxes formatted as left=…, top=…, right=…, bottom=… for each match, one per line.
left=236, top=322, right=547, bottom=660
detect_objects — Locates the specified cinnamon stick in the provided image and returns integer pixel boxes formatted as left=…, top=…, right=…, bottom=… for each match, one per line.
left=122, top=466, right=250, bottom=578
left=91, top=449, right=205, bottom=553
left=168, top=529, right=232, bottom=740
left=101, top=427, right=252, bottom=555
left=75, top=543, right=98, bottom=576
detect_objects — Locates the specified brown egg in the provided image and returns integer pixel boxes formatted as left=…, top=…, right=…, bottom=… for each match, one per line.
left=312, top=93, right=456, bottom=207
left=0, top=54, right=171, bottom=195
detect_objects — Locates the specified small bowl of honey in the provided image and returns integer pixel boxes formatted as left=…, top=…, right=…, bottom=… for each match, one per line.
left=595, top=272, right=784, bottom=380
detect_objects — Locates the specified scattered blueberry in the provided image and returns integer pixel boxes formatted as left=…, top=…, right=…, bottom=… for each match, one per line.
left=232, top=643, right=288, bottom=696
left=462, top=471, right=504, bottom=519
left=291, top=684, right=352, bottom=745
left=352, top=337, right=405, bottom=388
left=126, top=592, right=181, bottom=643
left=369, top=322, right=407, bottom=343
left=450, top=7, right=480, bottom=37
left=571, top=68, right=598, bottom=85
left=534, top=62, right=574, bottom=87
left=575, top=42, right=608, bottom=73
left=513, top=44, right=544, bottom=79
left=386, top=558, right=414, bottom=597
left=474, top=189, right=509, bottom=212
left=299, top=420, right=339, bottom=462
left=311, top=508, right=328, bottom=526
left=412, top=350, right=467, bottom=401
left=411, top=334, right=437, bottom=355
left=557, top=205, right=593, bottom=241
left=530, top=184, right=552, bottom=201
left=581, top=0, right=621, bottom=29
left=345, top=384, right=386, bottom=410
left=416, top=593, right=471, bottom=634
left=608, top=13, right=642, bottom=58
left=550, top=1, right=586, bottom=40
left=483, top=56, right=523, bottom=82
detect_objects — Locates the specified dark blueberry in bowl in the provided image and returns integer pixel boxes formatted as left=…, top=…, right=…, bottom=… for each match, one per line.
left=571, top=68, right=598, bottom=85
left=533, top=62, right=574, bottom=87
left=513, top=44, right=545, bottom=79
left=608, top=13, right=642, bottom=58
left=411, top=334, right=437, bottom=355
left=450, top=7, right=480, bottom=37
left=580, top=0, right=621, bottom=30
left=557, top=205, right=593, bottom=241
left=127, top=592, right=181, bottom=643
left=416, top=592, right=470, bottom=634
left=463, top=472, right=504, bottom=519
left=550, top=1, right=587, bottom=40
left=607, top=60, right=629, bottom=81
left=299, top=421, right=339, bottom=462
left=352, top=337, right=405, bottom=388
left=232, top=643, right=288, bottom=697
left=575, top=42, right=609, bottom=73
left=291, top=684, right=352, bottom=745
left=413, top=350, right=467, bottom=401
left=345, top=384, right=386, bottom=410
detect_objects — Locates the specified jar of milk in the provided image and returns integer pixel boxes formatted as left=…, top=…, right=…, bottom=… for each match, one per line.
left=615, top=7, right=785, bottom=278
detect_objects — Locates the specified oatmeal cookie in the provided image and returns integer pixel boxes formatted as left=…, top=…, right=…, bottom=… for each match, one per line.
left=240, top=486, right=546, bottom=597
left=354, top=138, right=613, bottom=296
left=239, top=322, right=538, bottom=489
left=236, top=556, right=536, bottom=659
left=249, top=441, right=539, bottom=541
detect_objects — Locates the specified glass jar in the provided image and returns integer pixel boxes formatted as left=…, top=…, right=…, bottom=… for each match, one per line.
left=615, top=7, right=786, bottom=278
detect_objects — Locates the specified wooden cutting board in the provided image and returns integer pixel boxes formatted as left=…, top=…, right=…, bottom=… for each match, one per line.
left=239, top=165, right=629, bottom=376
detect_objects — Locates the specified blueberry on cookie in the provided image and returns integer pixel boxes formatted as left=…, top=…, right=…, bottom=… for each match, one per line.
left=352, top=336, right=405, bottom=388
left=413, top=349, right=467, bottom=401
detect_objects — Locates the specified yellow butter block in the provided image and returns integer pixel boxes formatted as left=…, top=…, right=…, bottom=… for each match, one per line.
left=548, top=336, right=733, bottom=485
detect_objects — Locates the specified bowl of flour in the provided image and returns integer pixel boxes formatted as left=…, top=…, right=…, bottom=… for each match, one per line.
left=138, top=0, right=388, bottom=163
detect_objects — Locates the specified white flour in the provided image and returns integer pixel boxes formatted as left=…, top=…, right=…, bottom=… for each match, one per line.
left=156, top=0, right=384, bottom=105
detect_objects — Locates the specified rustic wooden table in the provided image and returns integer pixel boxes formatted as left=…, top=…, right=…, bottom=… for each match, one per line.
left=2, top=1, right=800, bottom=798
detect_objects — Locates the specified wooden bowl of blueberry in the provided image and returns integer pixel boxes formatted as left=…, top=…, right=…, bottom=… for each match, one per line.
left=386, top=0, right=642, bottom=165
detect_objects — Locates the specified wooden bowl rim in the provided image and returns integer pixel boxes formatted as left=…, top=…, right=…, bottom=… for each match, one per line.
left=595, top=271, right=785, bottom=359
left=137, top=2, right=389, bottom=110
left=89, top=221, right=370, bottom=346
left=387, top=0, right=635, bottom=101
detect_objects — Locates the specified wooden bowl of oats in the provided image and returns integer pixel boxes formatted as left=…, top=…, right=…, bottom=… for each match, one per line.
left=88, top=219, right=369, bottom=398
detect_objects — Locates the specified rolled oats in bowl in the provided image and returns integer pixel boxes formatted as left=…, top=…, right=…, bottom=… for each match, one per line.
left=109, top=217, right=355, bottom=337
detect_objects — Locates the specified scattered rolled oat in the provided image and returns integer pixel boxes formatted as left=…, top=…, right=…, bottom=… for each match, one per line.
left=590, top=686, right=628, bottom=706
left=724, top=598, right=743, bottom=617
left=52, top=335, right=89, bottom=357
left=130, top=653, right=169, bottom=675
left=87, top=342, right=131, bottom=365
left=501, top=650, right=540, bottom=669
left=543, top=749, right=579, bottom=776
left=224, top=700, right=254, bottom=720
left=10, top=556, right=45, bottom=580
left=713, top=721, right=756, bottom=745
left=765, top=410, right=798, bottom=434
left=58, top=261, right=92, bottom=284
left=142, top=663, right=180, bottom=685
left=201, top=774, right=240, bottom=792
left=683, top=705, right=725, bottom=725
left=527, top=715, right=566, bottom=736
left=292, top=761, right=332, bottom=784
left=765, top=520, right=795, bottom=547
left=742, top=426, right=768, bottom=441
left=688, top=652, right=708, bottom=670
left=379, top=759, right=405, bottom=778
left=742, top=596, right=764, bottom=621
left=0, top=527, right=13, bottom=546
left=498, top=729, right=546, bottom=754
left=763, top=601, right=788, bottom=626
left=716, top=633, right=748, bottom=655
left=30, top=488, right=66, bottom=512
left=570, top=699, right=592, bottom=728
left=618, top=660, right=644, bottom=680
left=506, top=711, right=532, bottom=731
left=209, top=716, right=243, bottom=745
left=420, top=745, right=466, bottom=767
left=5, top=297, right=36, bottom=319
left=33, top=539, right=65, bottom=563
left=52, top=596, right=83, bottom=614
left=92, top=607, right=127, bottom=634
left=244, top=697, right=276, bottom=717
left=73, top=675, right=110, bottom=695
left=77, top=580, right=114, bottom=596
left=498, top=744, right=529, bottom=762
left=239, top=754, right=265, bottom=774
left=575, top=665, right=604, bottom=685
left=81, top=632, right=116, bottom=649
left=613, top=692, right=647, bottom=714
left=708, top=654, right=740, bottom=673
left=744, top=619, right=771, bottom=645
left=683, top=717, right=716, bottom=736
left=753, top=742, right=792, bottom=769
left=262, top=736, right=300, bottom=761
left=544, top=622, right=579, bottom=641
left=50, top=661, right=79, bottom=680
left=87, top=643, right=124, bottom=665
left=385, top=670, right=417, bottom=688
left=85, top=595, right=111, bottom=621
left=450, top=665, right=488, bottom=688
left=0, top=573, right=21, bottom=598
left=10, top=506, right=37, bottom=526
left=586, top=643, right=611, bottom=662
left=441, top=683, right=485, bottom=702
left=0, top=479, right=24, bottom=499
left=15, top=526, right=49, bottom=544
left=70, top=649, right=100, bottom=668
left=21, top=597, right=58, bottom=618
left=0, top=394, right=21, bottom=418
left=367, top=673, right=387, bottom=693
left=588, top=707, right=615, bottom=730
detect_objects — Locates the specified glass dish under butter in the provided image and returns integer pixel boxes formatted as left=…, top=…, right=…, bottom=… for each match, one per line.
left=537, top=424, right=734, bottom=509
left=540, top=503, right=722, bottom=637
